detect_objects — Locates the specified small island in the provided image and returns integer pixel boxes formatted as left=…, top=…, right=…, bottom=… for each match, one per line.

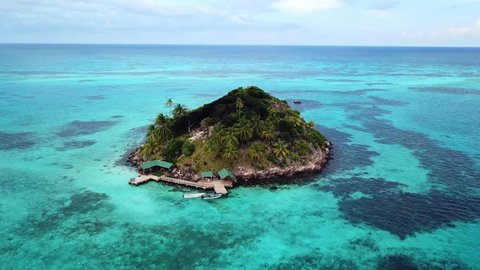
left=127, top=86, right=331, bottom=193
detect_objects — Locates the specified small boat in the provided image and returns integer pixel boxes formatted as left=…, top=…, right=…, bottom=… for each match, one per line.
left=293, top=100, right=302, bottom=104
left=183, top=193, right=206, bottom=199
left=201, top=193, right=223, bottom=200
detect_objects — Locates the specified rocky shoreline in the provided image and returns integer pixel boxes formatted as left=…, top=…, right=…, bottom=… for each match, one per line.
left=125, top=141, right=332, bottom=186
left=234, top=141, right=332, bottom=185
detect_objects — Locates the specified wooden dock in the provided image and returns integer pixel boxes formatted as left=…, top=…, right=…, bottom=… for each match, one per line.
left=129, top=174, right=232, bottom=194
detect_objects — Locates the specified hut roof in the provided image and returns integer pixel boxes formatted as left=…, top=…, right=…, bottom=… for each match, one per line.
left=218, top=168, right=235, bottom=180
left=200, top=171, right=214, bottom=178
left=140, top=160, right=173, bottom=170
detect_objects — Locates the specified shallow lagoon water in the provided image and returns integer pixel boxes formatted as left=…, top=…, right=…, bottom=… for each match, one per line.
left=1, top=45, right=480, bottom=269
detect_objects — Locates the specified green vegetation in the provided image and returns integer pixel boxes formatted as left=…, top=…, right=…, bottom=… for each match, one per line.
left=140, top=86, right=327, bottom=172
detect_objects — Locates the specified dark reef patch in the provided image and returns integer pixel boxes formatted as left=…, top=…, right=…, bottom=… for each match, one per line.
left=376, top=254, right=473, bottom=270
left=339, top=103, right=480, bottom=192
left=268, top=251, right=358, bottom=270
left=316, top=177, right=404, bottom=199
left=347, top=237, right=378, bottom=251
left=362, top=114, right=480, bottom=191
left=57, top=120, right=117, bottom=137
left=410, top=86, right=480, bottom=95
left=321, top=100, right=480, bottom=239
left=57, top=140, right=96, bottom=151
left=318, top=78, right=364, bottom=83
left=318, top=126, right=379, bottom=173
left=18, top=190, right=113, bottom=237
left=0, top=131, right=36, bottom=150
left=368, top=96, right=409, bottom=106
left=60, top=190, right=109, bottom=216
left=339, top=190, right=480, bottom=239
left=334, top=89, right=387, bottom=95
left=377, top=255, right=418, bottom=270
left=84, top=95, right=106, bottom=100
left=126, top=125, right=148, bottom=137
left=366, top=82, right=396, bottom=86
left=62, top=164, right=74, bottom=169
left=82, top=223, right=261, bottom=269
left=271, top=88, right=386, bottom=96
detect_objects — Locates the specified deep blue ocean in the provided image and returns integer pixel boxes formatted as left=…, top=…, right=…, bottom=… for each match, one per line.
left=0, top=44, right=479, bottom=269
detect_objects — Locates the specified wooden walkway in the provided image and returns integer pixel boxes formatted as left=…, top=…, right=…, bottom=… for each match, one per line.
left=129, top=174, right=232, bottom=194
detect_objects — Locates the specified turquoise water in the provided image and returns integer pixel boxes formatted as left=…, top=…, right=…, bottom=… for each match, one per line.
left=1, top=44, right=480, bottom=269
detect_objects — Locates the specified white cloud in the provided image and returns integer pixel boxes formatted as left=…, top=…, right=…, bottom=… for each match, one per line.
left=272, top=0, right=343, bottom=14
left=366, top=9, right=390, bottom=17
left=371, top=1, right=398, bottom=11
left=449, top=18, right=480, bottom=36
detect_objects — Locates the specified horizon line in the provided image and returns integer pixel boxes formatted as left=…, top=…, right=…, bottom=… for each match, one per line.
left=0, top=42, right=479, bottom=49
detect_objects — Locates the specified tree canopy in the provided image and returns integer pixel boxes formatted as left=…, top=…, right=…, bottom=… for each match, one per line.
left=141, top=86, right=327, bottom=171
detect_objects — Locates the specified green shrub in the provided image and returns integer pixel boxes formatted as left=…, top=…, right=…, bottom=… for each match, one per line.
left=162, top=138, right=185, bottom=161
left=182, top=141, right=195, bottom=156
left=309, top=130, right=326, bottom=147
left=200, top=117, right=218, bottom=129
left=294, top=140, right=311, bottom=156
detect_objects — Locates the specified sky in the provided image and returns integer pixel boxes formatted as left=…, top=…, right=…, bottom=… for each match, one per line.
left=0, top=0, right=479, bottom=46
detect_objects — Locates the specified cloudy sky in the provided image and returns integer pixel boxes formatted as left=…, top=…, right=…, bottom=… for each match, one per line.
left=1, top=0, right=479, bottom=46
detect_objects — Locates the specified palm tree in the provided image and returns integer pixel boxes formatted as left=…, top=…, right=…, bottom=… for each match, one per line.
left=204, top=138, right=221, bottom=158
left=236, top=124, right=253, bottom=143
left=261, top=130, right=275, bottom=141
left=223, top=143, right=238, bottom=162
left=253, top=118, right=264, bottom=137
left=166, top=98, right=173, bottom=115
left=248, top=143, right=266, bottom=161
left=222, top=130, right=239, bottom=147
left=146, top=124, right=156, bottom=139
left=172, top=104, right=188, bottom=119
left=154, top=114, right=172, bottom=143
left=273, top=141, right=290, bottom=160
left=236, top=97, right=244, bottom=114
left=141, top=139, right=159, bottom=158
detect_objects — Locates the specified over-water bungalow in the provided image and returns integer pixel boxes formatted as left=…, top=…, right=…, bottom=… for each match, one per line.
left=140, top=160, right=173, bottom=174
left=218, top=168, right=236, bottom=181
left=200, top=171, right=214, bottom=180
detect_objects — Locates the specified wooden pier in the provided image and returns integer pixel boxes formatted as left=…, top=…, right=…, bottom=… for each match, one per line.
left=129, top=174, right=232, bottom=194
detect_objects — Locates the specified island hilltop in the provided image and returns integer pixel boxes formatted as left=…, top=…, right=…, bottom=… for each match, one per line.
left=128, top=86, right=331, bottom=186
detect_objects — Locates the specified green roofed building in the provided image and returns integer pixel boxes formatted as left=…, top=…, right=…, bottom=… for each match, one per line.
left=218, top=168, right=236, bottom=180
left=140, top=160, right=173, bottom=171
left=200, top=171, right=214, bottom=178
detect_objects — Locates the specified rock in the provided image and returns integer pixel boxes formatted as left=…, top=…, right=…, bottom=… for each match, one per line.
left=233, top=145, right=331, bottom=184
